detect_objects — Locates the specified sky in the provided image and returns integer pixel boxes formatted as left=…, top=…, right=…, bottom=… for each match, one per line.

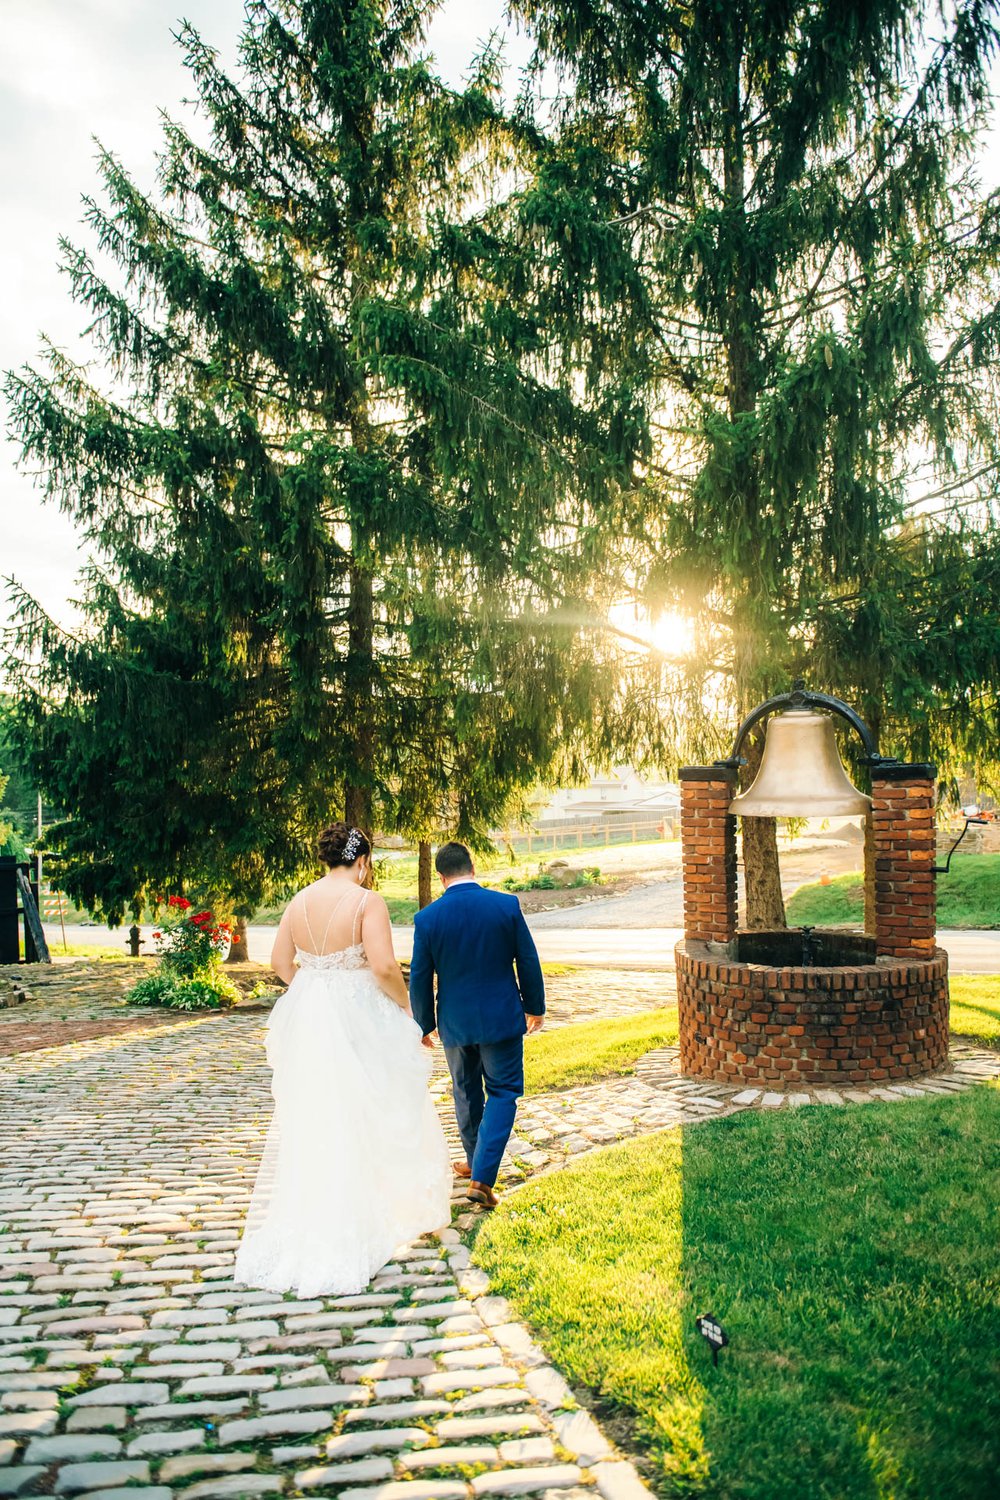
left=0, top=0, right=525, bottom=642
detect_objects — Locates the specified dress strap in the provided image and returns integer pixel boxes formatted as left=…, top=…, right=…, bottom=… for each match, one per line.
left=317, top=886, right=361, bottom=954
left=296, top=890, right=319, bottom=954
left=352, top=891, right=369, bottom=947
left=297, top=885, right=355, bottom=954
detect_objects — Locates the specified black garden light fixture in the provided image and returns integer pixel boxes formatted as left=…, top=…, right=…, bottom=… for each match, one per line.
left=696, top=1311, right=729, bottom=1367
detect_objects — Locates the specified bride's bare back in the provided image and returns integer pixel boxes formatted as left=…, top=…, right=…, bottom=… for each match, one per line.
left=292, top=880, right=368, bottom=955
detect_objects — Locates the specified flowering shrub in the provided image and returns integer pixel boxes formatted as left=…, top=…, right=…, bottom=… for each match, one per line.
left=127, top=895, right=239, bottom=1011
left=152, top=897, right=231, bottom=978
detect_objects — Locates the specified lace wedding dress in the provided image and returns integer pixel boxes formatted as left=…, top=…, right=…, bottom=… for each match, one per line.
left=235, top=892, right=453, bottom=1297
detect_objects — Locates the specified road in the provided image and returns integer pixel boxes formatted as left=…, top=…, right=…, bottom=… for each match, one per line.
left=46, top=918, right=1000, bottom=973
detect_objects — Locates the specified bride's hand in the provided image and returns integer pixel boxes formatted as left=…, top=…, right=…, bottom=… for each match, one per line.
left=421, top=1029, right=439, bottom=1049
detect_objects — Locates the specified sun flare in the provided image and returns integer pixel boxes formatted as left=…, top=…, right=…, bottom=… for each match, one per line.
left=611, top=604, right=696, bottom=661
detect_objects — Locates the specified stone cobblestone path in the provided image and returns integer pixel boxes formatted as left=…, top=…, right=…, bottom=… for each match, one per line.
left=2, top=961, right=999, bottom=1499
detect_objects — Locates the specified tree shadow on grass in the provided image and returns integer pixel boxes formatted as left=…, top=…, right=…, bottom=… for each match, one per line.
left=679, top=1089, right=1000, bottom=1499
left=473, top=1085, right=1000, bottom=1498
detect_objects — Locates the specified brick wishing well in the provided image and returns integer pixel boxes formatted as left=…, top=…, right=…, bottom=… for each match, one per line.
left=675, top=758, right=949, bottom=1088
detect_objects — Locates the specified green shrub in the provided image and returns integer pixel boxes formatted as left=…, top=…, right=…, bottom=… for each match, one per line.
left=501, top=865, right=603, bottom=893
left=247, top=981, right=282, bottom=1002
left=126, top=893, right=240, bottom=1011
left=126, top=971, right=176, bottom=1008
left=128, top=970, right=240, bottom=1011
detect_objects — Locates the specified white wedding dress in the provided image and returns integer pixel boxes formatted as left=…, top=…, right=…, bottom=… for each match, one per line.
left=235, top=891, right=453, bottom=1297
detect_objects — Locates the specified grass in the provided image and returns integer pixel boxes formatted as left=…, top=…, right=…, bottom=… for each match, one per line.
left=378, top=850, right=611, bottom=923
left=524, top=1008, right=679, bottom=1094
left=475, top=1084, right=1000, bottom=1499
left=949, top=975, right=1000, bottom=1047
left=786, top=852, right=1000, bottom=928
left=47, top=942, right=138, bottom=961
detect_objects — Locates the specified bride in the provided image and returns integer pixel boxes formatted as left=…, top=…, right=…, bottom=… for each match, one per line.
left=235, top=823, right=453, bottom=1297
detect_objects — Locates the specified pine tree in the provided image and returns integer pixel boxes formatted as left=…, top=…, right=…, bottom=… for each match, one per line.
left=508, top=0, right=1000, bottom=923
left=3, top=0, right=647, bottom=922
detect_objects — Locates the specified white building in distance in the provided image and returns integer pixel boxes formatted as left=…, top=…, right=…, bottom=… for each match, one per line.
left=537, top=769, right=681, bottom=830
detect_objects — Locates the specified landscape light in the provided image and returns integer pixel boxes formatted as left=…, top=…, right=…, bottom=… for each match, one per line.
left=695, top=1312, right=729, bottom=1367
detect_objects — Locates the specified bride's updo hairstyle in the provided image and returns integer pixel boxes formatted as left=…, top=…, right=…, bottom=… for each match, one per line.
left=317, top=822, right=372, bottom=869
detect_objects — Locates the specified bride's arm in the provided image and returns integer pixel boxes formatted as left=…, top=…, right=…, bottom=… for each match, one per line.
left=270, top=906, right=297, bottom=986
left=361, top=894, right=411, bottom=1013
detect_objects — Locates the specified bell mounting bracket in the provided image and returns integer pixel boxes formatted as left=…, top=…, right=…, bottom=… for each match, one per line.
left=715, top=679, right=891, bottom=770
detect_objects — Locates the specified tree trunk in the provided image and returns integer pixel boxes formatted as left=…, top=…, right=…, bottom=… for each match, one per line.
left=344, top=553, right=374, bottom=833
left=863, top=810, right=877, bottom=936
left=719, top=25, right=784, bottom=930
left=862, top=703, right=881, bottom=936
left=739, top=727, right=787, bottom=930
left=226, top=914, right=249, bottom=963
left=417, top=840, right=433, bottom=908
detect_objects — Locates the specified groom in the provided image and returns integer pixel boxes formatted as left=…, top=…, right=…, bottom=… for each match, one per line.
left=409, top=842, right=545, bottom=1208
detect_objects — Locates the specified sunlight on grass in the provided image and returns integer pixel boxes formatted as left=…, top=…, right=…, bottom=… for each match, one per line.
left=476, top=1126, right=708, bottom=1490
left=54, top=944, right=137, bottom=962
left=949, top=974, right=1000, bottom=1046
left=475, top=1084, right=1000, bottom=1499
left=785, top=870, right=865, bottom=925
left=524, top=1007, right=679, bottom=1094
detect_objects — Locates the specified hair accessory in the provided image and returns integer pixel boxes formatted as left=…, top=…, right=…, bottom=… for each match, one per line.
left=342, top=827, right=365, bottom=864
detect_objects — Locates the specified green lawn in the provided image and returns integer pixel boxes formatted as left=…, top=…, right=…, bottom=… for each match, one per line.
left=524, top=1008, right=679, bottom=1095
left=949, top=975, right=1000, bottom=1047
left=786, top=852, right=1000, bottom=928
left=475, top=1085, right=1000, bottom=1499
left=54, top=943, right=138, bottom=961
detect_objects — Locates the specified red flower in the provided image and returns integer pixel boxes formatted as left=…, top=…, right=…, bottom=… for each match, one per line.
left=191, top=911, right=213, bottom=926
left=168, top=895, right=192, bottom=910
left=152, top=931, right=162, bottom=940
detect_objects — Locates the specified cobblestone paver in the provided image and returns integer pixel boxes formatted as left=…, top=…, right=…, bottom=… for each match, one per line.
left=0, top=964, right=270, bottom=1059
left=0, top=976, right=657, bottom=1500
left=2, top=961, right=998, bottom=1499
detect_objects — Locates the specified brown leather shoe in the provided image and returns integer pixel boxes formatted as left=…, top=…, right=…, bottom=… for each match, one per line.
left=452, top=1162, right=472, bottom=1180
left=467, top=1181, right=499, bottom=1209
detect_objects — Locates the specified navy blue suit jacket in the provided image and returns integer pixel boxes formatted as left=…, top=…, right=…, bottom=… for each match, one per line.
left=409, top=882, right=545, bottom=1048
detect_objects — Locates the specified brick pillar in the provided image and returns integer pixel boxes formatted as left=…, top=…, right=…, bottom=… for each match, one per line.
left=679, top=766, right=738, bottom=949
left=863, top=810, right=876, bottom=937
left=871, top=763, right=937, bottom=960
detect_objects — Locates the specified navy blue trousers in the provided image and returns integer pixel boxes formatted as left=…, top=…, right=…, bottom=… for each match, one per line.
left=444, top=1035, right=524, bottom=1188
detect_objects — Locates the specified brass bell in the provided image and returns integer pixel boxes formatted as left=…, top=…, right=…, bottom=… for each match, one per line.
left=729, top=710, right=872, bottom=818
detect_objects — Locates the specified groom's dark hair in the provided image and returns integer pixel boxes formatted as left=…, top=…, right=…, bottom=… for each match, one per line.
left=435, top=841, right=474, bottom=877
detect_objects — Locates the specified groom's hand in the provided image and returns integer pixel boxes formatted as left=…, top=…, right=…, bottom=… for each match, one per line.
left=421, top=1030, right=439, bottom=1049
left=525, top=1014, right=544, bottom=1034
